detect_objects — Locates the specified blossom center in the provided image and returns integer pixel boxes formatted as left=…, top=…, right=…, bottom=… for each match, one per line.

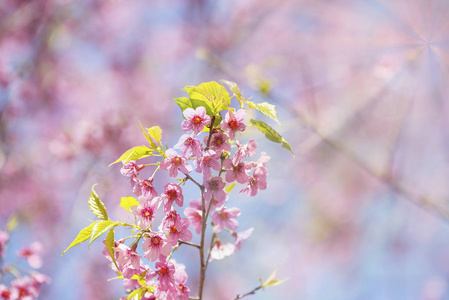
left=159, top=266, right=168, bottom=275
left=151, top=236, right=160, bottom=245
left=193, top=116, right=202, bottom=125
left=229, top=120, right=238, bottom=129
left=173, top=157, right=182, bottom=166
left=167, top=190, right=177, bottom=200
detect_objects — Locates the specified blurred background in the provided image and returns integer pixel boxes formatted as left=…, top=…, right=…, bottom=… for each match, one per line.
left=1, top=0, right=449, bottom=299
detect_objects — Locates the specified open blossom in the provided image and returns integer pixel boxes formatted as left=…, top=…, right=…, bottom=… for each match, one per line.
left=253, top=151, right=270, bottom=174
left=206, top=131, right=231, bottom=153
left=223, top=159, right=251, bottom=184
left=221, top=109, right=246, bottom=140
left=181, top=106, right=211, bottom=135
left=209, top=240, right=235, bottom=262
left=0, top=284, right=15, bottom=300
left=174, top=134, right=203, bottom=158
left=133, top=177, right=158, bottom=200
left=120, top=161, right=144, bottom=181
left=146, top=261, right=176, bottom=292
left=203, top=176, right=227, bottom=203
left=161, top=210, right=181, bottom=231
left=173, top=261, right=190, bottom=300
left=10, top=277, right=39, bottom=299
left=160, top=149, right=192, bottom=178
left=17, top=242, right=43, bottom=269
left=193, top=149, right=221, bottom=180
left=165, top=218, right=192, bottom=246
left=130, top=196, right=160, bottom=229
left=184, top=202, right=202, bottom=234
left=232, top=140, right=258, bottom=165
left=232, top=227, right=254, bottom=250
left=240, top=168, right=268, bottom=197
left=143, top=232, right=172, bottom=262
left=161, top=183, right=184, bottom=213
left=113, top=244, right=143, bottom=279
left=211, top=207, right=241, bottom=233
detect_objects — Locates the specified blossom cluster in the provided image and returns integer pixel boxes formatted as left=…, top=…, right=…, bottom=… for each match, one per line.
left=101, top=106, right=269, bottom=299
left=0, top=228, right=50, bottom=300
left=63, top=81, right=291, bottom=299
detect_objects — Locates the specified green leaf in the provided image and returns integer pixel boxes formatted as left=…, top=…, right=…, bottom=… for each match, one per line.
left=109, top=146, right=153, bottom=167
left=261, top=270, right=288, bottom=288
left=120, top=196, right=140, bottom=213
left=105, top=227, right=119, bottom=270
left=147, top=126, right=162, bottom=144
left=184, top=81, right=231, bottom=115
left=88, top=184, right=109, bottom=220
left=248, top=101, right=281, bottom=125
left=6, top=214, right=18, bottom=233
left=225, top=182, right=237, bottom=194
left=249, top=119, right=294, bottom=156
left=62, top=222, right=97, bottom=255
left=139, top=121, right=155, bottom=147
left=89, top=220, right=116, bottom=247
left=221, top=80, right=247, bottom=108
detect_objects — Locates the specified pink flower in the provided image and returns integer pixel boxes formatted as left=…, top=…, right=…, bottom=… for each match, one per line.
left=160, top=149, right=192, bottom=178
left=0, top=284, right=14, bottom=300
left=0, top=231, right=8, bottom=258
left=240, top=168, right=267, bottom=197
left=232, top=140, right=257, bottom=165
left=143, top=232, right=172, bottom=262
left=211, top=207, right=241, bottom=233
left=161, top=210, right=181, bottom=230
left=165, top=218, right=192, bottom=246
left=133, top=177, right=158, bottom=200
left=161, top=183, right=184, bottom=213
left=146, top=261, right=176, bottom=292
left=206, top=131, right=231, bottom=153
left=174, top=134, right=203, bottom=158
left=120, top=161, right=144, bottom=180
left=232, top=227, right=254, bottom=250
left=181, top=106, right=211, bottom=135
left=113, top=244, right=142, bottom=279
left=17, top=242, right=43, bottom=269
left=184, top=205, right=202, bottom=234
left=173, top=261, right=190, bottom=300
left=209, top=240, right=235, bottom=262
left=221, top=109, right=246, bottom=140
left=252, top=152, right=270, bottom=174
left=130, top=197, right=160, bottom=229
left=203, top=177, right=227, bottom=204
left=10, top=277, right=38, bottom=299
left=193, top=150, right=221, bottom=180
left=223, top=159, right=251, bottom=184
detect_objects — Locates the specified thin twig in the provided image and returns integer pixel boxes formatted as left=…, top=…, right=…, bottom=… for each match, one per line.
left=232, top=285, right=263, bottom=300
left=178, top=240, right=201, bottom=249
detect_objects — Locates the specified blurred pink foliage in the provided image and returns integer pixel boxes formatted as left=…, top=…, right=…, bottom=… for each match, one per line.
left=1, top=0, right=449, bottom=299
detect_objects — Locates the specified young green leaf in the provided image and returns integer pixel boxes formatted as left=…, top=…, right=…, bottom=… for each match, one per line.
left=88, top=184, right=109, bottom=220
left=109, top=146, right=153, bottom=167
left=147, top=126, right=162, bottom=144
left=249, top=119, right=294, bottom=156
left=89, top=220, right=116, bottom=247
left=225, top=182, right=237, bottom=194
left=62, top=222, right=97, bottom=255
left=6, top=214, right=18, bottom=233
left=120, top=196, right=140, bottom=213
left=184, top=81, right=231, bottom=114
left=247, top=101, right=281, bottom=125
left=105, top=227, right=119, bottom=270
left=261, top=270, right=288, bottom=288
left=139, top=121, right=155, bottom=147
left=221, top=80, right=247, bottom=108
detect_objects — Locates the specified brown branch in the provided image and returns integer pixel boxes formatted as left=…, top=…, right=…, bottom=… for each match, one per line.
left=232, top=285, right=263, bottom=300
